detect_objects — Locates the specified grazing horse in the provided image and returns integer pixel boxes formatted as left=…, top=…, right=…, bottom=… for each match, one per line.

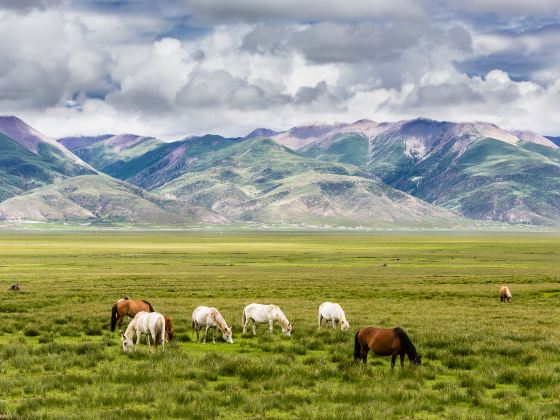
left=354, top=327, right=421, bottom=369
left=121, top=311, right=166, bottom=353
left=164, top=316, right=174, bottom=342
left=318, top=302, right=350, bottom=331
left=242, top=303, right=292, bottom=336
left=192, top=306, right=233, bottom=344
left=111, top=297, right=154, bottom=332
left=500, top=286, right=512, bottom=303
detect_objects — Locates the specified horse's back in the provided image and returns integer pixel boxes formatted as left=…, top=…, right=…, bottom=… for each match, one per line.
left=358, top=327, right=399, bottom=353
left=244, top=303, right=275, bottom=322
left=320, top=302, right=342, bottom=318
left=193, top=306, right=214, bottom=325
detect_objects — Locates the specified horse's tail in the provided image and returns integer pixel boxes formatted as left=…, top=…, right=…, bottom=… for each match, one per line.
left=354, top=330, right=361, bottom=360
left=394, top=327, right=417, bottom=359
left=111, top=303, right=118, bottom=332
left=143, top=300, right=154, bottom=312
left=242, top=307, right=247, bottom=327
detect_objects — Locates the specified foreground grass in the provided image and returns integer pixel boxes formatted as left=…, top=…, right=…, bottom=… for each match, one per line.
left=0, top=232, right=559, bottom=418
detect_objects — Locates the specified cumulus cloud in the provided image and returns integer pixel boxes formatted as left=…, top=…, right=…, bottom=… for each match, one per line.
left=1, top=0, right=560, bottom=138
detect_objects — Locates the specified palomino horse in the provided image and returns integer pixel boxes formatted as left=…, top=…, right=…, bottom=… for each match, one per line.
left=318, top=302, right=350, bottom=331
left=164, top=316, right=174, bottom=342
left=500, top=286, right=512, bottom=303
left=242, top=303, right=292, bottom=336
left=111, top=296, right=154, bottom=332
left=192, top=306, right=233, bottom=344
left=122, top=311, right=166, bottom=353
left=354, top=326, right=421, bottom=369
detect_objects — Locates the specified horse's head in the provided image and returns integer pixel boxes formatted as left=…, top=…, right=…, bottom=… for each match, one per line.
left=283, top=322, right=292, bottom=336
left=165, top=316, right=174, bottom=341
left=223, top=326, right=234, bottom=344
left=341, top=320, right=350, bottom=331
left=413, top=354, right=422, bottom=366
left=121, top=334, right=134, bottom=353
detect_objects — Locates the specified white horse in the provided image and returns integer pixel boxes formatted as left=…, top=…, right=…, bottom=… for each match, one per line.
left=121, top=311, right=166, bottom=353
left=242, top=303, right=292, bottom=336
left=318, top=302, right=350, bottom=331
left=192, top=306, right=233, bottom=344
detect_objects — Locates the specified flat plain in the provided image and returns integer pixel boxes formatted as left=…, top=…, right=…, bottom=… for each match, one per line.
left=0, top=231, right=559, bottom=418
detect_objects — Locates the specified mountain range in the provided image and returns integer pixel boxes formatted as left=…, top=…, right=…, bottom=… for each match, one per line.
left=0, top=115, right=558, bottom=228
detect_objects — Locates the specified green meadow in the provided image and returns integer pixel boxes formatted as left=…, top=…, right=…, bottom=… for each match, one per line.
left=0, top=232, right=559, bottom=418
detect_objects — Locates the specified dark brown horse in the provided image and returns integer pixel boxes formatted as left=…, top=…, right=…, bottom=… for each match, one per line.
left=164, top=316, right=174, bottom=342
left=111, top=297, right=154, bottom=332
left=354, top=327, right=421, bottom=369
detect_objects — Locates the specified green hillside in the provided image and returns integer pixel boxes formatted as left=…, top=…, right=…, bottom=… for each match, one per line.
left=0, top=133, right=94, bottom=202
left=0, top=175, right=217, bottom=224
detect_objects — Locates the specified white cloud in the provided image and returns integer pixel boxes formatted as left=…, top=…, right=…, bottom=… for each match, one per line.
left=1, top=1, right=560, bottom=139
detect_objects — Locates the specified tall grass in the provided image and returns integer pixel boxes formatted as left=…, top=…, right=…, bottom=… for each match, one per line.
left=0, top=232, right=559, bottom=417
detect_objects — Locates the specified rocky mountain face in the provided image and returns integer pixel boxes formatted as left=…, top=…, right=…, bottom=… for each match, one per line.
left=0, top=115, right=558, bottom=227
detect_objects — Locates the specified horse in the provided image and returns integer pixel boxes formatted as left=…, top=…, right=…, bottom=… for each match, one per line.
left=111, top=296, right=154, bottom=332
left=242, top=303, right=292, bottom=336
left=500, top=286, right=512, bottom=303
left=192, top=306, right=234, bottom=344
left=318, top=302, right=350, bottom=331
left=9, top=283, right=20, bottom=291
left=121, top=311, right=166, bottom=353
left=164, top=316, right=174, bottom=342
left=354, top=326, right=421, bottom=369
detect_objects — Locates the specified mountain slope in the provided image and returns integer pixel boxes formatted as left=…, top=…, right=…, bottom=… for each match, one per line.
left=294, top=118, right=560, bottom=225
left=0, top=174, right=221, bottom=224
left=58, top=135, right=113, bottom=151
left=67, top=134, right=164, bottom=175
left=148, top=137, right=465, bottom=226
left=0, top=117, right=95, bottom=201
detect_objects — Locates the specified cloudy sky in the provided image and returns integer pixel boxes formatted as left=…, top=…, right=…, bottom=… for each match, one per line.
left=1, top=0, right=560, bottom=139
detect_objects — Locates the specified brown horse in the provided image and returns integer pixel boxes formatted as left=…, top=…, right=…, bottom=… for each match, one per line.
left=354, top=327, right=421, bottom=369
left=499, top=286, right=512, bottom=303
left=164, top=316, right=174, bottom=342
left=111, top=297, right=154, bottom=332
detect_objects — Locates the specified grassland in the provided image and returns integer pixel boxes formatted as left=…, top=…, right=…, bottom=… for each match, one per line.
left=0, top=232, right=559, bottom=418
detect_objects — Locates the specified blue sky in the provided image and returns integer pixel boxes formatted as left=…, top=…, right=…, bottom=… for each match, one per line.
left=0, top=0, right=559, bottom=138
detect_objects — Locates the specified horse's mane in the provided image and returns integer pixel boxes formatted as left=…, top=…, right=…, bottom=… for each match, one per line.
left=142, top=300, right=155, bottom=312
left=211, top=309, right=229, bottom=333
left=393, top=327, right=418, bottom=360
left=273, top=306, right=290, bottom=330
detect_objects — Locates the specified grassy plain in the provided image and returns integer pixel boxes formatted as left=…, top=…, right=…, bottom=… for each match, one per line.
left=0, top=232, right=559, bottom=418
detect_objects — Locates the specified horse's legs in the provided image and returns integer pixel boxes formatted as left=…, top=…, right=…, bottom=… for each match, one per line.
left=135, top=330, right=141, bottom=350
left=146, top=334, right=151, bottom=353
left=332, top=319, right=337, bottom=329
left=269, top=319, right=274, bottom=333
left=391, top=354, right=397, bottom=369
left=212, top=327, right=216, bottom=344
left=252, top=320, right=257, bottom=336
left=203, top=325, right=209, bottom=343
left=118, top=315, right=124, bottom=333
left=195, top=325, right=200, bottom=342
left=361, top=348, right=368, bottom=364
left=318, top=314, right=322, bottom=330
left=400, top=352, right=405, bottom=368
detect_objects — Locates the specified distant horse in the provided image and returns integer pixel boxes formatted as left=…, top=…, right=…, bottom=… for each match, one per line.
left=500, top=286, right=512, bottom=303
left=354, top=327, right=421, bottom=369
left=9, top=283, right=20, bottom=291
left=111, top=297, right=154, bottom=332
left=164, top=316, right=174, bottom=342
left=192, top=306, right=233, bottom=344
left=242, top=303, right=292, bottom=336
left=122, top=311, right=166, bottom=353
left=318, top=302, right=350, bottom=331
